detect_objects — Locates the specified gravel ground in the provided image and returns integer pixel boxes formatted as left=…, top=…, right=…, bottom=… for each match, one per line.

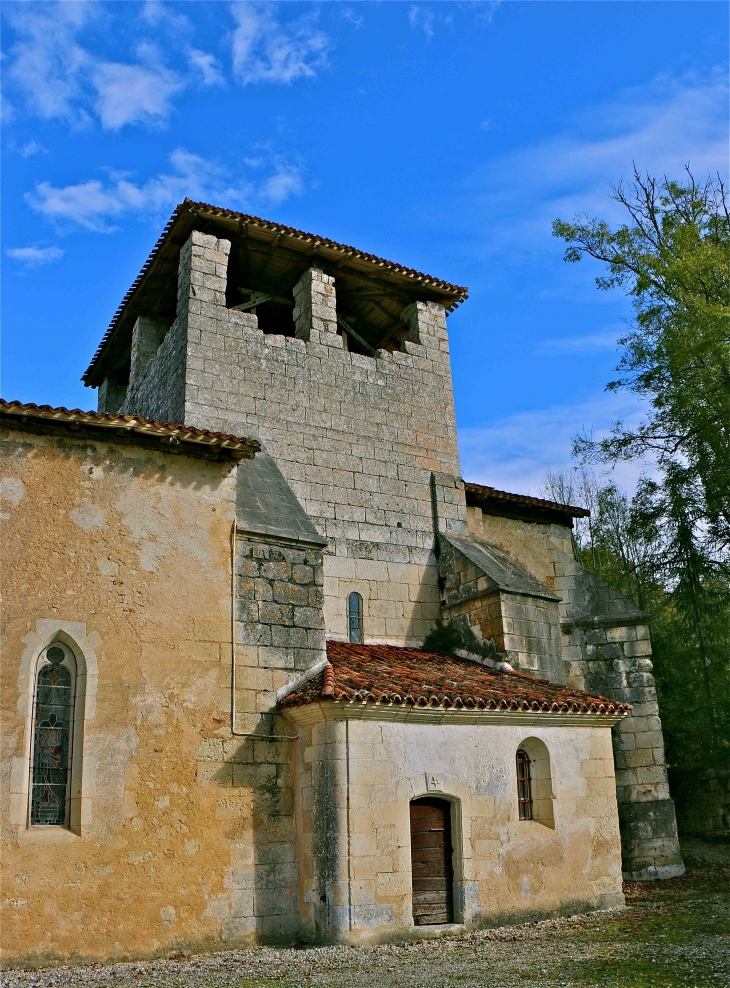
left=4, top=838, right=728, bottom=988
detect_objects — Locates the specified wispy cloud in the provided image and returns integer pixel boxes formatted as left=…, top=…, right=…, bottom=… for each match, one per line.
left=6, top=246, right=64, bottom=266
left=459, top=391, right=651, bottom=496
left=3, top=2, right=329, bottom=131
left=4, top=3, right=183, bottom=130
left=461, top=70, right=729, bottom=256
left=187, top=47, right=225, bottom=87
left=342, top=7, right=364, bottom=30
left=535, top=331, right=619, bottom=355
left=18, top=140, right=46, bottom=157
left=139, top=1, right=190, bottom=32
left=26, top=148, right=303, bottom=233
left=230, top=2, right=329, bottom=85
left=90, top=44, right=183, bottom=129
left=409, top=5, right=435, bottom=40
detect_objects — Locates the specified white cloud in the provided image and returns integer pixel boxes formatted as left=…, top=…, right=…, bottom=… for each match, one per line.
left=18, top=140, right=46, bottom=157
left=187, top=48, right=225, bottom=87
left=342, top=8, right=364, bottom=29
left=409, top=5, right=435, bottom=39
left=6, top=246, right=64, bottom=266
left=458, top=391, right=651, bottom=496
left=461, top=70, right=729, bottom=255
left=5, top=2, right=94, bottom=124
left=475, top=2, right=502, bottom=27
left=5, top=2, right=333, bottom=130
left=140, top=1, right=190, bottom=32
left=260, top=164, right=303, bottom=204
left=230, top=2, right=329, bottom=85
left=535, top=331, right=619, bottom=355
left=91, top=47, right=183, bottom=129
left=4, top=3, right=183, bottom=130
left=26, top=148, right=303, bottom=232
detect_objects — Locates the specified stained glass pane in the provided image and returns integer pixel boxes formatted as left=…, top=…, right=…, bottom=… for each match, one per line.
left=516, top=750, right=532, bottom=821
left=31, top=650, right=73, bottom=826
left=348, top=593, right=363, bottom=644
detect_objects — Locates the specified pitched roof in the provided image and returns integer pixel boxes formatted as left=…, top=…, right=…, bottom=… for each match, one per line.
left=0, top=400, right=260, bottom=462
left=464, top=481, right=590, bottom=523
left=442, top=533, right=560, bottom=602
left=236, top=451, right=328, bottom=546
left=279, top=641, right=631, bottom=715
left=83, top=200, right=469, bottom=386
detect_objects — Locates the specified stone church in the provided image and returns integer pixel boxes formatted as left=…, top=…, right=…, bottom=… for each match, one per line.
left=1, top=202, right=684, bottom=967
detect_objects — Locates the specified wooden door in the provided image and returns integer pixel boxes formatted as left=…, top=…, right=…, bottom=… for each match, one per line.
left=409, top=798, right=454, bottom=925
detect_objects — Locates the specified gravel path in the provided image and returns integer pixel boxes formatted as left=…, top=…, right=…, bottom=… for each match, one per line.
left=4, top=838, right=728, bottom=988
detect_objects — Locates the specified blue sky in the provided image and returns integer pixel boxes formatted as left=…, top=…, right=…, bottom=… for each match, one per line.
left=2, top=1, right=728, bottom=494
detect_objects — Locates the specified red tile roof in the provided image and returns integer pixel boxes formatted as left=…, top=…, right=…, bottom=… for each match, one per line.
left=83, top=200, right=469, bottom=384
left=464, top=482, right=589, bottom=520
left=279, top=641, right=631, bottom=715
left=0, top=400, right=260, bottom=461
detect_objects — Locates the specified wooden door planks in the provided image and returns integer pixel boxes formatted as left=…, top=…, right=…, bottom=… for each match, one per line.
left=409, top=798, right=454, bottom=926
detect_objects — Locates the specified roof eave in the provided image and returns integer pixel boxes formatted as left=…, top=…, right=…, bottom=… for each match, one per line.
left=83, top=200, right=469, bottom=387
left=281, top=699, right=628, bottom=728
left=464, top=482, right=590, bottom=523
left=0, top=400, right=260, bottom=462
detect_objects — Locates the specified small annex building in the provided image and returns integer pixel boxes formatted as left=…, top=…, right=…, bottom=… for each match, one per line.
left=0, top=203, right=684, bottom=967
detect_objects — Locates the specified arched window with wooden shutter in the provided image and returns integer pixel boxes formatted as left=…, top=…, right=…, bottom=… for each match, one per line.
left=516, top=738, right=555, bottom=828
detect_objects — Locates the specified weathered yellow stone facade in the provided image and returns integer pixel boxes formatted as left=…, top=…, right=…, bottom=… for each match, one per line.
left=1, top=425, right=245, bottom=965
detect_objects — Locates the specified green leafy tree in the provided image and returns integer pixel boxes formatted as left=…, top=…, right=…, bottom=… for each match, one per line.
left=541, top=469, right=730, bottom=769
left=553, top=168, right=730, bottom=774
left=553, top=167, right=730, bottom=557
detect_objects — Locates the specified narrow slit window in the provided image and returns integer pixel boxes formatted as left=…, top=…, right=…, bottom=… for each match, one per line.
left=31, top=645, right=74, bottom=827
left=347, top=592, right=363, bottom=644
left=516, top=749, right=532, bottom=821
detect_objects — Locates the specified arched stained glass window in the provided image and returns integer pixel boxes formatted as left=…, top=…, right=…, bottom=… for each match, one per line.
left=347, top=592, right=363, bottom=644
left=516, top=749, right=532, bottom=821
left=31, top=645, right=74, bottom=827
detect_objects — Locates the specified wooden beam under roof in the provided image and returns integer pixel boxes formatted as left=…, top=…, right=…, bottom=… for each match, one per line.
left=84, top=201, right=468, bottom=386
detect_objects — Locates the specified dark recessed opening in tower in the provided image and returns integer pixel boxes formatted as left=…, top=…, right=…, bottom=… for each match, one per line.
left=225, top=239, right=303, bottom=337
left=335, top=286, right=408, bottom=356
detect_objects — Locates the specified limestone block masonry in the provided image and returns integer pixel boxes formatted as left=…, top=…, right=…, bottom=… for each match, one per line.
left=561, top=616, right=684, bottom=880
left=286, top=707, right=625, bottom=944
left=118, top=228, right=686, bottom=884
left=127, top=231, right=461, bottom=647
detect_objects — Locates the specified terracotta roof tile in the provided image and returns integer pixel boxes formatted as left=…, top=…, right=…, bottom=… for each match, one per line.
left=279, top=641, right=631, bottom=715
left=464, top=481, right=590, bottom=520
left=84, top=200, right=469, bottom=384
left=0, top=400, right=260, bottom=461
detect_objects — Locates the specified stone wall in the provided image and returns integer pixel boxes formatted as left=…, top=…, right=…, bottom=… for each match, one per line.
left=555, top=550, right=684, bottom=880
left=288, top=706, right=625, bottom=943
left=234, top=535, right=326, bottom=727
left=0, top=425, right=271, bottom=965
left=189, top=534, right=330, bottom=944
left=433, top=498, right=564, bottom=682
left=465, top=506, right=685, bottom=880
left=121, top=230, right=458, bottom=646
left=467, top=507, right=562, bottom=592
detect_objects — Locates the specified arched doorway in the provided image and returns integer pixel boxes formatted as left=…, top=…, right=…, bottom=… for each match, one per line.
left=409, top=797, right=454, bottom=925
